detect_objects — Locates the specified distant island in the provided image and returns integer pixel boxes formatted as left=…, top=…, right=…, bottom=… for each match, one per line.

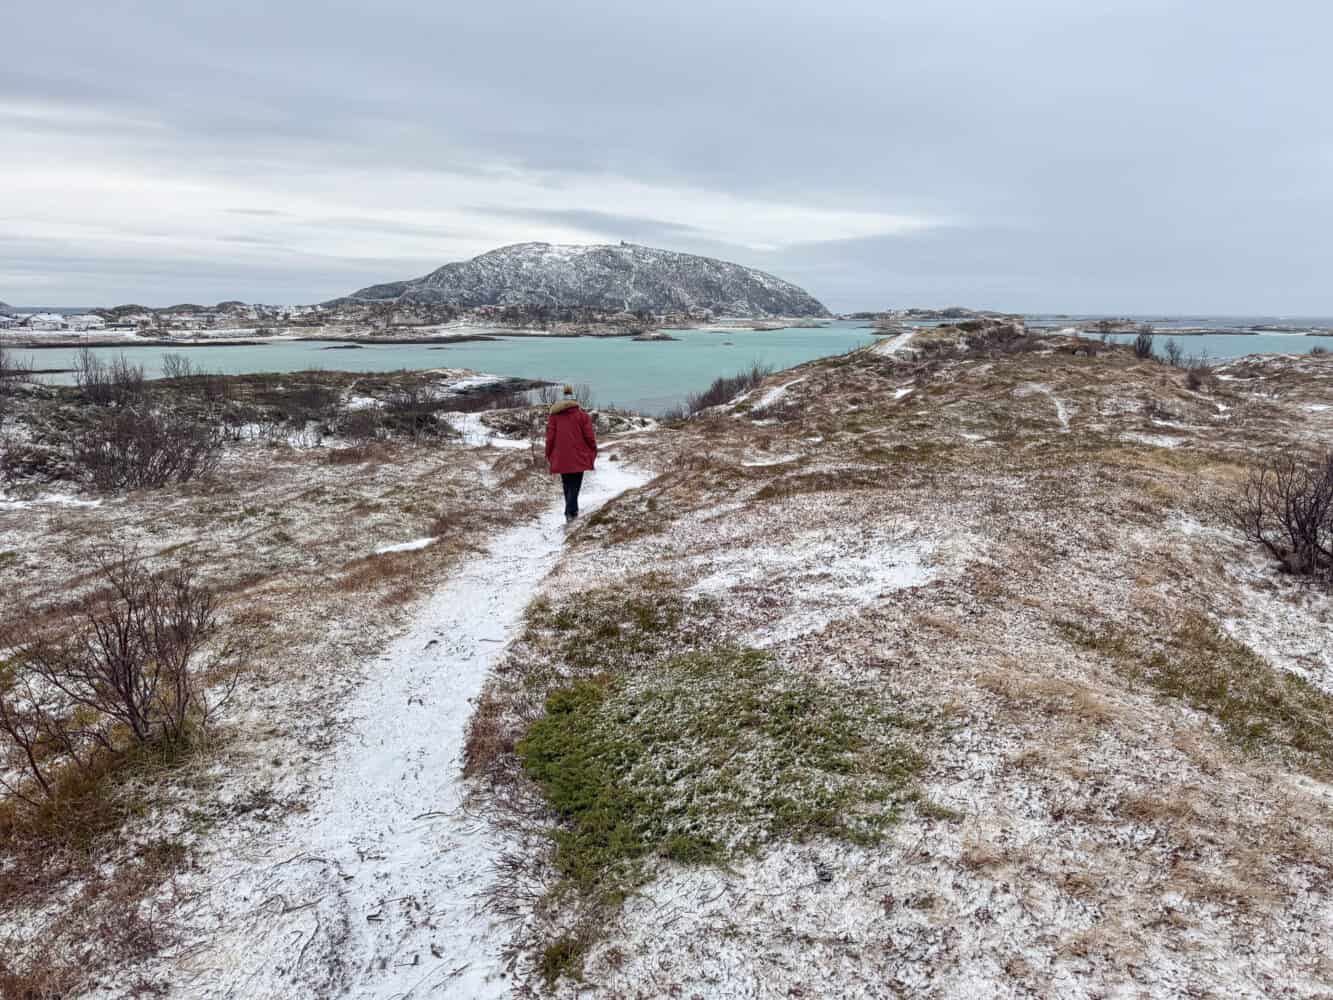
left=335, top=241, right=831, bottom=319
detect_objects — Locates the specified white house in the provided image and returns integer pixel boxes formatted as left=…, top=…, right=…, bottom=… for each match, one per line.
left=28, top=313, right=68, bottom=331
left=66, top=314, right=106, bottom=331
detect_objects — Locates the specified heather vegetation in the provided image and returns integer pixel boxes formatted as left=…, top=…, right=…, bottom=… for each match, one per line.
left=471, top=581, right=930, bottom=985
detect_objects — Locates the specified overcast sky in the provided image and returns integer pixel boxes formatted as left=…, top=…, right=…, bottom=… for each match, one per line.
left=3, top=0, right=1330, bottom=313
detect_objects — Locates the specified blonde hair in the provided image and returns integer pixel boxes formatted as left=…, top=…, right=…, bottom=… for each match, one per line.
left=562, top=384, right=575, bottom=396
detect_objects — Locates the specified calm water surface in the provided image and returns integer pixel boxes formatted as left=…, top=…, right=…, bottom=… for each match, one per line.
left=14, top=319, right=1332, bottom=414
left=18, top=323, right=878, bottom=414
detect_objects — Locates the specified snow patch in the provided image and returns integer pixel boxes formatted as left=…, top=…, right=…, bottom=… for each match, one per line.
left=753, top=377, right=805, bottom=410
left=0, top=494, right=103, bottom=511
left=688, top=526, right=937, bottom=645
left=374, top=536, right=435, bottom=555
left=1120, top=431, right=1184, bottom=449
left=740, top=453, right=801, bottom=467
left=871, top=330, right=916, bottom=355
left=447, top=412, right=530, bottom=449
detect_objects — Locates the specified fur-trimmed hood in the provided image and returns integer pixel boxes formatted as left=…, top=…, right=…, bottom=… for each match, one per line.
left=549, top=399, right=581, bottom=415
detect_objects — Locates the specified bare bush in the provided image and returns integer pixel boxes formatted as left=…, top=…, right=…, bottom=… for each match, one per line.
left=1133, top=328, right=1156, bottom=360
left=687, top=363, right=772, bottom=413
left=202, top=372, right=233, bottom=403
left=74, top=349, right=146, bottom=407
left=960, top=323, right=1041, bottom=358
left=270, top=380, right=340, bottom=425
left=1225, top=451, right=1333, bottom=583
left=0, top=549, right=237, bottom=805
left=449, top=386, right=530, bottom=414
left=1178, top=347, right=1215, bottom=389
left=1163, top=338, right=1184, bottom=367
left=1312, top=345, right=1330, bottom=357
left=379, top=385, right=460, bottom=440
left=66, top=406, right=224, bottom=492
left=159, top=352, right=195, bottom=381
left=0, top=345, right=32, bottom=428
left=338, top=406, right=386, bottom=442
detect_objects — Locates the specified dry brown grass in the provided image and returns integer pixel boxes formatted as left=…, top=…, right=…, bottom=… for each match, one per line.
left=325, top=441, right=394, bottom=466
left=461, top=688, right=514, bottom=779
left=958, top=835, right=1009, bottom=872
left=977, top=666, right=1119, bottom=724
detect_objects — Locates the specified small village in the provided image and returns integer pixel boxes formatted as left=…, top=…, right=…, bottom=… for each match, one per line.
left=0, top=301, right=328, bottom=339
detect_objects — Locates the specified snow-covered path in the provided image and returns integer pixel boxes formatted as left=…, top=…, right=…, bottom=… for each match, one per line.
left=871, top=329, right=915, bottom=355
left=168, top=457, right=649, bottom=1000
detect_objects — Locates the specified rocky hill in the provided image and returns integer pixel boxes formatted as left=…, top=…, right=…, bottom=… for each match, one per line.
left=339, top=242, right=830, bottom=317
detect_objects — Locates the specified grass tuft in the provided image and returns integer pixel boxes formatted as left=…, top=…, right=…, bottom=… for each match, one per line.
left=1061, top=613, right=1333, bottom=775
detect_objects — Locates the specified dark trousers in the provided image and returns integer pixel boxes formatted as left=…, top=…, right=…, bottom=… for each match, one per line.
left=561, top=472, right=584, bottom=517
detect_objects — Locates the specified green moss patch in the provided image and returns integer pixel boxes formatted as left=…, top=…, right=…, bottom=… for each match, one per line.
left=524, top=581, right=720, bottom=678
left=518, top=645, right=925, bottom=985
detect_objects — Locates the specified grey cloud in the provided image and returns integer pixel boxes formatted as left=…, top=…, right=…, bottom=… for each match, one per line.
left=0, top=235, right=439, bottom=305
left=296, top=217, right=467, bottom=239
left=468, top=207, right=708, bottom=243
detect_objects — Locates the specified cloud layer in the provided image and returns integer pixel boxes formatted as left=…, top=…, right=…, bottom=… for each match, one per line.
left=3, top=0, right=1330, bottom=312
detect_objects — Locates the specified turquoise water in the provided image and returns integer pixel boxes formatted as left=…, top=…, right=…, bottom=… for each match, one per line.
left=14, top=322, right=878, bottom=414
left=1098, top=330, right=1333, bottom=360
left=14, top=321, right=1331, bottom=414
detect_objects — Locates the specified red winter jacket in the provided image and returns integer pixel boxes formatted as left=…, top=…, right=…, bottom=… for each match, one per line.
left=545, top=401, right=597, bottom=474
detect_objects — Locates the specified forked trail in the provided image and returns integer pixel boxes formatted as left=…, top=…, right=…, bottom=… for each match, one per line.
left=168, top=456, right=649, bottom=1000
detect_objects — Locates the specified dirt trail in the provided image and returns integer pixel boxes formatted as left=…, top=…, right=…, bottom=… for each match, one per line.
left=164, top=455, right=649, bottom=1000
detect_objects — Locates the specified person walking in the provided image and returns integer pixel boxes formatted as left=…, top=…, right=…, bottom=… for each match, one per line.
left=545, top=385, right=597, bottom=521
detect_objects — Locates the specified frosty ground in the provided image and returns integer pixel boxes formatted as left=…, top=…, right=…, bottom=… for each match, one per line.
left=2, top=336, right=1332, bottom=999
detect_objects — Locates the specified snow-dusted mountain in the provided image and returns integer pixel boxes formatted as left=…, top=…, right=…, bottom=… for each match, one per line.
left=341, top=242, right=830, bottom=317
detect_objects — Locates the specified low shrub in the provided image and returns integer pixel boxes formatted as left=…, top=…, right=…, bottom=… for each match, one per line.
left=0, top=346, right=31, bottom=428
left=518, top=645, right=925, bottom=985
left=1133, top=329, right=1156, bottom=360
left=0, top=548, right=238, bottom=811
left=686, top=363, right=772, bottom=414
left=449, top=386, right=530, bottom=413
left=489, top=583, right=930, bottom=986
left=159, top=352, right=195, bottom=381
left=1185, top=366, right=1216, bottom=391
left=337, top=406, right=386, bottom=442
left=380, top=386, right=460, bottom=440
left=74, top=349, right=146, bottom=407
left=65, top=406, right=224, bottom=492
left=274, top=381, right=341, bottom=425
left=1224, top=450, right=1333, bottom=583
